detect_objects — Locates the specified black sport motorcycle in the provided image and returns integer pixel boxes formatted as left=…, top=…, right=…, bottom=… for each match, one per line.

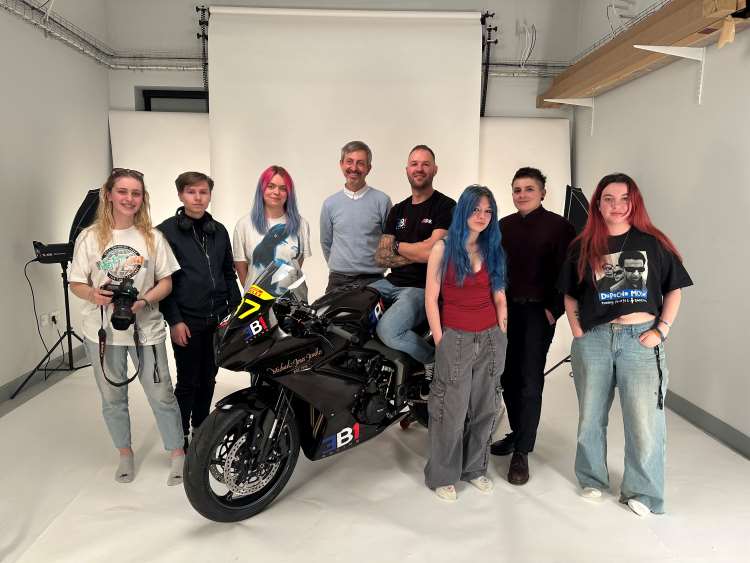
left=183, top=262, right=430, bottom=522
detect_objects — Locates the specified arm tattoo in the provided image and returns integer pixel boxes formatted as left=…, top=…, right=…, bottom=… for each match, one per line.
left=375, top=234, right=413, bottom=268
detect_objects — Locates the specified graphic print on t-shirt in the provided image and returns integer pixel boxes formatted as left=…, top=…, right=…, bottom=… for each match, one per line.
left=595, top=249, right=649, bottom=304
left=251, top=224, right=300, bottom=271
left=97, top=245, right=145, bottom=282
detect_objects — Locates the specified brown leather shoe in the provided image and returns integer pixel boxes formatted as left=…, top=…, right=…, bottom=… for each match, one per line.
left=508, top=452, right=529, bottom=485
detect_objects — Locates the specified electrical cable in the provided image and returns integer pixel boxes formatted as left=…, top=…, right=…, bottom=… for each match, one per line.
left=24, top=259, right=53, bottom=375
left=607, top=3, right=618, bottom=36
left=524, top=24, right=537, bottom=68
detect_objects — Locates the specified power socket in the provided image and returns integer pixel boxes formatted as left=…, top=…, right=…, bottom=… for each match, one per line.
left=50, top=310, right=61, bottom=325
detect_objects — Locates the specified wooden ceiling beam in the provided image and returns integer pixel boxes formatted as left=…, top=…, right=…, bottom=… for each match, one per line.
left=538, top=0, right=748, bottom=108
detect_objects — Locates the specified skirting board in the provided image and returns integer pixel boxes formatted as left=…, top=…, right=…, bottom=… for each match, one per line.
left=0, top=345, right=88, bottom=412
left=666, top=391, right=750, bottom=461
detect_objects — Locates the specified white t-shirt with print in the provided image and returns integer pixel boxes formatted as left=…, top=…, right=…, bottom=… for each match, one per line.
left=70, top=226, right=180, bottom=346
left=232, top=214, right=312, bottom=291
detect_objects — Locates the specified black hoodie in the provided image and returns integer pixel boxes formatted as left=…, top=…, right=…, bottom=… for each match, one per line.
left=157, top=208, right=241, bottom=325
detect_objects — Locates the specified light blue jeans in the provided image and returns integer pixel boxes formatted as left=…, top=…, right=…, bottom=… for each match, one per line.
left=571, top=321, right=669, bottom=513
left=84, top=339, right=184, bottom=451
left=369, top=278, right=434, bottom=364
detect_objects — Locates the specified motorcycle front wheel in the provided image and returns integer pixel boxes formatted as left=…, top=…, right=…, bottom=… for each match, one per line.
left=184, top=404, right=300, bottom=522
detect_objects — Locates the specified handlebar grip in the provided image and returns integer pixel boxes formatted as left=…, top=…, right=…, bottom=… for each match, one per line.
left=326, top=324, right=360, bottom=345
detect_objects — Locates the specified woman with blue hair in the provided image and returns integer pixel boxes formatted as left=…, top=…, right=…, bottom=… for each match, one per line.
left=233, top=165, right=311, bottom=292
left=423, top=185, right=508, bottom=501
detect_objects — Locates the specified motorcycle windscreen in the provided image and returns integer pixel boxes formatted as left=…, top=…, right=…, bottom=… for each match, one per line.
left=215, top=260, right=305, bottom=370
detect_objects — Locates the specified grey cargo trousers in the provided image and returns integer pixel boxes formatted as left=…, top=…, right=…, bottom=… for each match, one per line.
left=424, top=325, right=507, bottom=489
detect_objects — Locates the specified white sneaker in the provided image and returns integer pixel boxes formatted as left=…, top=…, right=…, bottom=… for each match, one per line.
left=627, top=498, right=651, bottom=517
left=435, top=485, right=457, bottom=502
left=469, top=475, right=494, bottom=493
left=580, top=487, right=602, bottom=499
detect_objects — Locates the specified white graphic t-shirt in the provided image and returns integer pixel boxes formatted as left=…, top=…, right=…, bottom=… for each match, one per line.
left=232, top=213, right=311, bottom=292
left=70, top=226, right=180, bottom=346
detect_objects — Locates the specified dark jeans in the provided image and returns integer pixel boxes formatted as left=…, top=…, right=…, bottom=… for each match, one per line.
left=500, top=302, right=555, bottom=454
left=172, top=315, right=220, bottom=435
left=326, top=271, right=383, bottom=293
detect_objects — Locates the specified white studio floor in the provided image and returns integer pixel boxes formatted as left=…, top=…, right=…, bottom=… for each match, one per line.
left=2, top=348, right=749, bottom=563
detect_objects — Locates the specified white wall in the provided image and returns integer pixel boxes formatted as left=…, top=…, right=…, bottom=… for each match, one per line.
left=104, top=0, right=580, bottom=116
left=572, top=30, right=750, bottom=435
left=0, top=5, right=111, bottom=389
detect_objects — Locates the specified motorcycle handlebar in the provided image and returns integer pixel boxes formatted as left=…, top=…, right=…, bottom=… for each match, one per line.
left=326, top=323, right=360, bottom=345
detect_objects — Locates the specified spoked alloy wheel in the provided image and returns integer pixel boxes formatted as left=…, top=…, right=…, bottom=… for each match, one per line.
left=184, top=405, right=300, bottom=522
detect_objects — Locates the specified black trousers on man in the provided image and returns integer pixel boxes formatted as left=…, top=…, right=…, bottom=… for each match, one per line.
left=172, top=315, right=220, bottom=435
left=326, top=271, right=383, bottom=294
left=501, top=301, right=556, bottom=454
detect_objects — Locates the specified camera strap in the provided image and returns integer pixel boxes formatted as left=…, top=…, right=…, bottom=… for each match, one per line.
left=97, top=306, right=153, bottom=387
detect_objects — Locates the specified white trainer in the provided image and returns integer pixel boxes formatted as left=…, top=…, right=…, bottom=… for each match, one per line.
left=627, top=498, right=651, bottom=517
left=469, top=475, right=494, bottom=493
left=580, top=487, right=602, bottom=499
left=435, top=485, right=457, bottom=502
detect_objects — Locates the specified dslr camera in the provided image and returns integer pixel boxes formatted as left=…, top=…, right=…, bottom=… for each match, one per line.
left=102, top=279, right=139, bottom=330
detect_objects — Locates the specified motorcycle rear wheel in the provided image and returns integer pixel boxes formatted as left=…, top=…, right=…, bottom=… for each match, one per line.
left=184, top=405, right=300, bottom=522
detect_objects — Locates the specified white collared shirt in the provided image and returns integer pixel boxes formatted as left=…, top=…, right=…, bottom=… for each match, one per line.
left=343, top=185, right=370, bottom=200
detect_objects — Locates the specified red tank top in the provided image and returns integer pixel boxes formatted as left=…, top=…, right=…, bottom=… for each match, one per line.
left=441, top=262, right=498, bottom=332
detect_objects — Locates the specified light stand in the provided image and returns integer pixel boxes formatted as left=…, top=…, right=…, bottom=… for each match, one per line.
left=545, top=185, right=590, bottom=378
left=12, top=262, right=90, bottom=399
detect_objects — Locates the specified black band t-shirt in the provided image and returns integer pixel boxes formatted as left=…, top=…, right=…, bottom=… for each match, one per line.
left=384, top=190, right=455, bottom=288
left=557, top=227, right=693, bottom=331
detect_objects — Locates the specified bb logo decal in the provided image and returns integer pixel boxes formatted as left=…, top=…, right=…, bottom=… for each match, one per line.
left=321, top=423, right=360, bottom=454
left=243, top=316, right=268, bottom=341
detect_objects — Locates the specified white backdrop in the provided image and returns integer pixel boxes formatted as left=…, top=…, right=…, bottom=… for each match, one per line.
left=479, top=116, right=573, bottom=366
left=208, top=7, right=482, bottom=300
left=479, top=117, right=571, bottom=217
left=109, top=110, right=211, bottom=226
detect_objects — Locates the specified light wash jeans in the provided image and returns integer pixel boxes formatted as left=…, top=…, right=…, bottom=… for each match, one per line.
left=369, top=278, right=434, bottom=364
left=571, top=321, right=669, bottom=513
left=84, top=339, right=184, bottom=451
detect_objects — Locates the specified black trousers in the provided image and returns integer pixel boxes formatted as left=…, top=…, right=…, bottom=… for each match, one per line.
left=172, top=315, right=220, bottom=435
left=501, top=302, right=556, bottom=454
left=326, top=271, right=383, bottom=294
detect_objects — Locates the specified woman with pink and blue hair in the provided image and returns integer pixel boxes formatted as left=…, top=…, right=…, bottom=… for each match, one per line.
left=232, top=165, right=311, bottom=291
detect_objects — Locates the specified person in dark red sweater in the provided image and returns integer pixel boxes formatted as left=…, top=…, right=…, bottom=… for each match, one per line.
left=490, top=167, right=575, bottom=487
left=423, top=185, right=508, bottom=502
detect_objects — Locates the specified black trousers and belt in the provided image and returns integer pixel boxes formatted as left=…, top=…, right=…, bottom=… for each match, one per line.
left=501, top=300, right=556, bottom=454
left=172, top=315, right=220, bottom=435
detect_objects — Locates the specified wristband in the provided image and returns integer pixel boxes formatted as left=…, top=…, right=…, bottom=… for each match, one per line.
left=653, top=326, right=667, bottom=342
left=659, top=318, right=672, bottom=328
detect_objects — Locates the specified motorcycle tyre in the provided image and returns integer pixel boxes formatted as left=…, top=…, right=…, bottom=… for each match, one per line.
left=184, top=405, right=300, bottom=522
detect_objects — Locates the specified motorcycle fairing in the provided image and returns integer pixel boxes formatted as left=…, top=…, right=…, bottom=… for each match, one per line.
left=293, top=402, right=397, bottom=460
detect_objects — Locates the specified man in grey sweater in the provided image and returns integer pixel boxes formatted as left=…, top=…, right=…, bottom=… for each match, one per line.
left=320, top=140, right=392, bottom=293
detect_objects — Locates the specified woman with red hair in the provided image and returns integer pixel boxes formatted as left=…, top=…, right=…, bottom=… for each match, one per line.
left=558, top=173, right=692, bottom=516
